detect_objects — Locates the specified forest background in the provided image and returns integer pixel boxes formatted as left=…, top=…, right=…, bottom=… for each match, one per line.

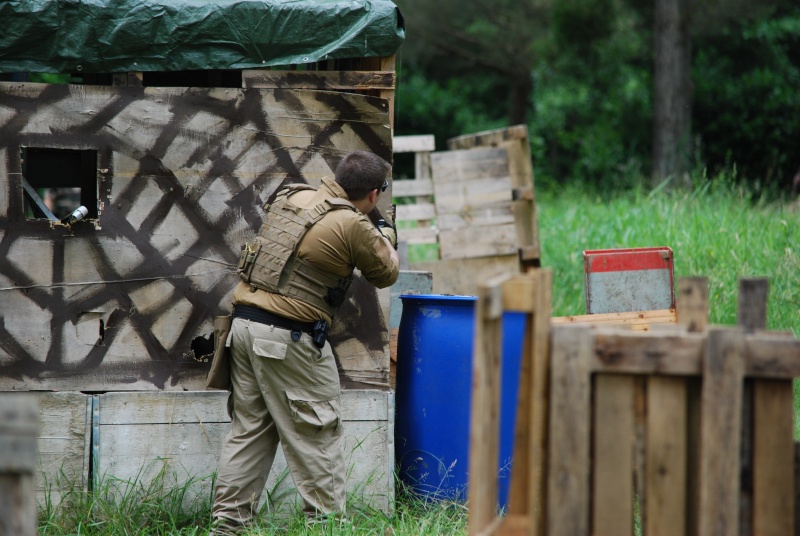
left=391, top=0, right=800, bottom=196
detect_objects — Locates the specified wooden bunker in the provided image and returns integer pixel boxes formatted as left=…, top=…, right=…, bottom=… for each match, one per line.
left=0, top=0, right=404, bottom=513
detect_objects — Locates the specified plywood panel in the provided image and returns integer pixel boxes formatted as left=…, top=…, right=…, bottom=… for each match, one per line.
left=0, top=82, right=393, bottom=389
left=33, top=392, right=91, bottom=509
left=94, top=390, right=394, bottom=513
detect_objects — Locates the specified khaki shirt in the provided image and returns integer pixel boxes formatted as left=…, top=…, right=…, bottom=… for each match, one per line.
left=233, top=176, right=399, bottom=323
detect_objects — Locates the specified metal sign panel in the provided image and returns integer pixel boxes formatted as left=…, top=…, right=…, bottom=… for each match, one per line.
left=584, top=247, right=675, bottom=314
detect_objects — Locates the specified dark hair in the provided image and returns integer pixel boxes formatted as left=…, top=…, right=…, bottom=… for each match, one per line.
left=334, top=151, right=391, bottom=200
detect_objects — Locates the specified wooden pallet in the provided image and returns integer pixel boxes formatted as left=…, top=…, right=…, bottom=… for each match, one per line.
left=469, top=274, right=800, bottom=536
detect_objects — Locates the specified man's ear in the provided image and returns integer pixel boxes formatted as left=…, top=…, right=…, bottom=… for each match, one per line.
left=367, top=189, right=379, bottom=204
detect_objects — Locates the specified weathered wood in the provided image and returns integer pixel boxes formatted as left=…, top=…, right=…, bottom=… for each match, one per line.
left=392, top=134, right=435, bottom=153
left=439, top=224, right=518, bottom=260
left=94, top=390, right=394, bottom=513
left=468, top=275, right=507, bottom=535
left=392, top=178, right=434, bottom=197
left=395, top=202, right=437, bottom=222
left=447, top=124, right=529, bottom=150
left=677, top=277, right=709, bottom=332
left=698, top=327, right=744, bottom=536
left=526, top=270, right=552, bottom=536
left=752, top=380, right=794, bottom=536
left=433, top=176, right=513, bottom=215
left=446, top=125, right=539, bottom=268
left=438, top=210, right=515, bottom=233
left=34, top=392, right=92, bottom=508
left=0, top=393, right=38, bottom=536
left=0, top=82, right=394, bottom=390
left=552, top=308, right=677, bottom=329
left=500, top=271, right=551, bottom=536
left=592, top=329, right=705, bottom=375
left=593, top=374, right=635, bottom=536
left=737, top=277, right=768, bottom=536
left=394, top=227, right=438, bottom=245
left=411, top=255, right=520, bottom=296
left=242, top=70, right=396, bottom=90
left=547, top=325, right=592, bottom=536
left=645, top=376, right=687, bottom=536
left=737, top=278, right=769, bottom=333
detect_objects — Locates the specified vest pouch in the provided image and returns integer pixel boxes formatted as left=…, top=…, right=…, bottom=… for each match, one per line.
left=206, top=315, right=233, bottom=391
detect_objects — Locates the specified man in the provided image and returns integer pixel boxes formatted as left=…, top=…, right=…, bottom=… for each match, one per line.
left=212, top=150, right=399, bottom=532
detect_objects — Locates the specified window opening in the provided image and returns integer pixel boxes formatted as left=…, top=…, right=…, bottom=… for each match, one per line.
left=21, top=147, right=98, bottom=222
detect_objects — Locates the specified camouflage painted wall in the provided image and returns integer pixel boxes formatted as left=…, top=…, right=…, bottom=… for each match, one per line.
left=0, top=82, right=393, bottom=390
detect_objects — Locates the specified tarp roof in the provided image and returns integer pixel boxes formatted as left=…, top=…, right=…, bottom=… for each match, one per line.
left=0, top=0, right=404, bottom=74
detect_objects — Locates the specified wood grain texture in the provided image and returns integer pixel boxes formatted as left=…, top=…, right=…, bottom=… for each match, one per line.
left=94, top=390, right=394, bottom=514
left=593, top=374, right=636, bottom=536
left=547, top=325, right=593, bottom=536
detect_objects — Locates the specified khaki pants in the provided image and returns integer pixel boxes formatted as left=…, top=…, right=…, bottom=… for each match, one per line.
left=212, top=318, right=345, bottom=524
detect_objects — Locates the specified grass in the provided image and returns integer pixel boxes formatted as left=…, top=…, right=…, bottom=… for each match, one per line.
left=41, top=176, right=800, bottom=534
left=37, top=469, right=468, bottom=535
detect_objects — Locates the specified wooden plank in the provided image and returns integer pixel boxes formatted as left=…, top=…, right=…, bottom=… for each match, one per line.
left=393, top=135, right=435, bottom=153
left=593, top=374, right=636, bottom=536
left=0, top=393, right=38, bottom=536
left=438, top=209, right=515, bottom=232
left=433, top=176, right=513, bottom=215
left=592, top=329, right=705, bottom=375
left=745, top=336, right=800, bottom=378
left=527, top=270, right=552, bottom=536
left=392, top=178, right=434, bottom=197
left=396, top=203, right=437, bottom=222
left=752, top=380, right=794, bottom=536
left=677, top=277, right=709, bottom=332
left=35, top=392, right=92, bottom=508
left=737, top=277, right=768, bottom=536
left=242, top=70, right=396, bottom=90
left=411, top=255, right=520, bottom=296
left=439, top=224, right=518, bottom=260
left=552, top=308, right=677, bottom=328
left=95, top=390, right=394, bottom=514
left=645, top=376, right=688, bottom=536
left=698, top=327, right=744, bottom=536
left=468, top=275, right=506, bottom=535
left=447, top=124, right=529, bottom=150
left=396, top=227, right=439, bottom=245
left=547, top=325, right=593, bottom=536
left=431, top=147, right=510, bottom=184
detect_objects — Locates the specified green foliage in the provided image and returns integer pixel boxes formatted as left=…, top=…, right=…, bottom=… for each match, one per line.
left=693, top=7, right=800, bottom=190
left=393, top=0, right=800, bottom=192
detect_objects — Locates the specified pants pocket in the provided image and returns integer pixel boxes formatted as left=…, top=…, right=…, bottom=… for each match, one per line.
left=285, top=382, right=341, bottom=435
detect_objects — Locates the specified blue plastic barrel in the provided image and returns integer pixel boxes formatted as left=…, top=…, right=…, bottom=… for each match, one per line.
left=394, top=294, right=525, bottom=508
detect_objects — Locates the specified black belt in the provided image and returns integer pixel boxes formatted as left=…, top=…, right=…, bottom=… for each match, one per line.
left=232, top=304, right=316, bottom=334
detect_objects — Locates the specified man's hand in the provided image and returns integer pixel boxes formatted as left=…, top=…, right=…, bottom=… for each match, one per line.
left=378, top=226, right=397, bottom=249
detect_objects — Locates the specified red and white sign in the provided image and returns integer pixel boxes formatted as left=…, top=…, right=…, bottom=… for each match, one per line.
left=584, top=247, right=675, bottom=314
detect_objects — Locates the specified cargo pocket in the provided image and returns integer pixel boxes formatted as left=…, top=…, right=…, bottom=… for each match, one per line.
left=252, top=337, right=289, bottom=360
left=285, top=382, right=341, bottom=435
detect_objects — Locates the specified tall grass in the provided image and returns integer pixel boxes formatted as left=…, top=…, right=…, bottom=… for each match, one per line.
left=537, top=178, right=799, bottom=333
left=38, top=470, right=467, bottom=535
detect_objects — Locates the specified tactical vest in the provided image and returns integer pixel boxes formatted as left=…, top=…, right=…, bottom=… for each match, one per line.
left=237, top=184, right=357, bottom=318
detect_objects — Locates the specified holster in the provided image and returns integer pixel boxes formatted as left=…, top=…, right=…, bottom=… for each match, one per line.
left=206, top=315, right=233, bottom=391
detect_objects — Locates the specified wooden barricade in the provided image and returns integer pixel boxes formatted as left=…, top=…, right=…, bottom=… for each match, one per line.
left=392, top=134, right=439, bottom=247
left=469, top=274, right=800, bottom=536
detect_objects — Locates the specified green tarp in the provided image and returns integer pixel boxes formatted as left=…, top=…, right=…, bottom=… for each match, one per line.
left=0, top=0, right=404, bottom=73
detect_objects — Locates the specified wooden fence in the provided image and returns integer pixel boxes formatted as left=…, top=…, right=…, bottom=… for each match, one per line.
left=469, top=272, right=800, bottom=536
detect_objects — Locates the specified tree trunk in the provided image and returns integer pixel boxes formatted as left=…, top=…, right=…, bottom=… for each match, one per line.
left=652, top=0, right=693, bottom=187
left=508, top=75, right=533, bottom=127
